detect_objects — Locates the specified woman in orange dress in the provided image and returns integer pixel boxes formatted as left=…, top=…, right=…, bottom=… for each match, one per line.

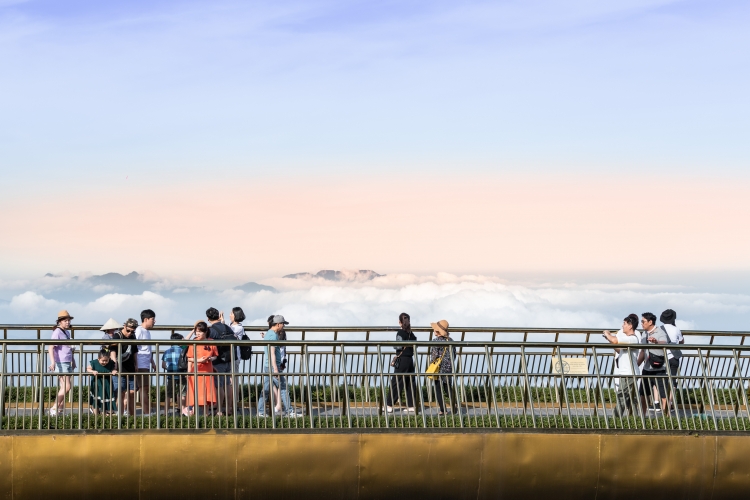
left=185, top=322, right=218, bottom=415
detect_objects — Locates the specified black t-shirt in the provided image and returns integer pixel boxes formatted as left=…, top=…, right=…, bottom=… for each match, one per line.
left=112, top=331, right=137, bottom=373
left=395, top=329, right=417, bottom=357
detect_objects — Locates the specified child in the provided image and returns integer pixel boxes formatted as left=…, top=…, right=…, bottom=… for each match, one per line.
left=161, top=333, right=187, bottom=415
left=87, top=350, right=118, bottom=415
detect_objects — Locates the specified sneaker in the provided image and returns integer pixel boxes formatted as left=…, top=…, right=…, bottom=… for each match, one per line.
left=285, top=410, right=302, bottom=418
left=48, top=407, right=57, bottom=417
left=257, top=412, right=266, bottom=418
left=122, top=411, right=129, bottom=417
left=386, top=406, right=394, bottom=413
left=406, top=407, right=416, bottom=413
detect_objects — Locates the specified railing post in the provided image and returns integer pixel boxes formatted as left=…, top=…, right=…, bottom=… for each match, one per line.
left=341, top=344, right=352, bottom=429
left=38, top=342, right=44, bottom=430
left=0, top=342, right=6, bottom=429
left=377, top=345, right=388, bottom=429
left=304, top=344, right=314, bottom=428
left=520, top=346, right=536, bottom=429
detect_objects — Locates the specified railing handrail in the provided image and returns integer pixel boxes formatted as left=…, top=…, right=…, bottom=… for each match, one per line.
left=0, top=339, right=744, bottom=351
left=0, top=324, right=747, bottom=336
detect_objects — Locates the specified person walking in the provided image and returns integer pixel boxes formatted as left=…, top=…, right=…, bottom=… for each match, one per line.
left=637, top=312, right=669, bottom=415
left=603, top=314, right=641, bottom=418
left=660, top=309, right=684, bottom=414
left=386, top=313, right=418, bottom=413
left=99, top=318, right=121, bottom=394
left=161, top=333, right=187, bottom=416
left=257, top=315, right=291, bottom=417
left=185, top=322, right=218, bottom=416
left=47, top=310, right=76, bottom=416
left=430, top=319, right=456, bottom=415
left=135, top=309, right=157, bottom=415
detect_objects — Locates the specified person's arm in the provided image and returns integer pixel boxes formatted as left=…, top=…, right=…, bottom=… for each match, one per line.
left=161, top=360, right=167, bottom=370
left=47, top=345, right=56, bottom=371
left=270, top=344, right=278, bottom=373
left=603, top=330, right=618, bottom=344
left=86, top=365, right=97, bottom=375
left=637, top=350, right=645, bottom=365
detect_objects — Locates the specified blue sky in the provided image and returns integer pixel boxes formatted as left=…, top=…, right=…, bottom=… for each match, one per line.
left=1, top=0, right=749, bottom=190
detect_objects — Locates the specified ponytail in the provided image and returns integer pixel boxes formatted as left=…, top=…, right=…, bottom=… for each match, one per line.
left=399, top=312, right=412, bottom=337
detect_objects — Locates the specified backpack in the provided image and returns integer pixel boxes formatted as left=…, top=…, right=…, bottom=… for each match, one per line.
left=660, top=325, right=683, bottom=360
left=213, top=324, right=238, bottom=364
left=239, top=334, right=253, bottom=360
left=177, top=346, right=189, bottom=371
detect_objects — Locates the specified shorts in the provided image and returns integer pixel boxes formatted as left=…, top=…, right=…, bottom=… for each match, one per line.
left=639, top=370, right=669, bottom=399
left=165, top=375, right=186, bottom=398
left=119, top=376, right=136, bottom=392
left=55, top=362, right=74, bottom=374
left=213, top=364, right=233, bottom=388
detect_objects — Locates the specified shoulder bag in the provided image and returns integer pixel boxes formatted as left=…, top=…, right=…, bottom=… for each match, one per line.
left=426, top=347, right=447, bottom=381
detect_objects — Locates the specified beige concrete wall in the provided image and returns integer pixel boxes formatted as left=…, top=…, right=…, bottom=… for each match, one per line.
left=0, top=431, right=748, bottom=499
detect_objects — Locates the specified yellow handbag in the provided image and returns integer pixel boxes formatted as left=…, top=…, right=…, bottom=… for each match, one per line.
left=426, top=348, right=446, bottom=380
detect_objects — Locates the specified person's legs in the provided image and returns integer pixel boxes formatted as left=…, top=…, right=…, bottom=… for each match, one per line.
left=257, top=376, right=271, bottom=416
left=137, top=369, right=151, bottom=414
left=279, top=375, right=290, bottom=412
left=434, top=377, right=446, bottom=413
left=386, top=373, right=402, bottom=407
left=404, top=360, right=415, bottom=408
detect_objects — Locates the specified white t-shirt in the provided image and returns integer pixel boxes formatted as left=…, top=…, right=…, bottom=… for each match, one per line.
left=614, top=330, right=641, bottom=385
left=661, top=324, right=683, bottom=360
left=135, top=326, right=152, bottom=369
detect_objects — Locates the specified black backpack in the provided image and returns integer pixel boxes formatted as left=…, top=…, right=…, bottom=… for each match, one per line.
left=239, top=333, right=252, bottom=360
left=210, top=323, right=237, bottom=364
left=177, top=346, right=189, bottom=371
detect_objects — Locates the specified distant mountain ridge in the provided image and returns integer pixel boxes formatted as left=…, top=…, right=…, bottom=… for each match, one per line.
left=283, top=269, right=383, bottom=282
left=42, top=272, right=276, bottom=298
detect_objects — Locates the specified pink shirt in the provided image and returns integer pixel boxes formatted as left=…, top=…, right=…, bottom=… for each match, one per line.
left=51, top=328, right=73, bottom=363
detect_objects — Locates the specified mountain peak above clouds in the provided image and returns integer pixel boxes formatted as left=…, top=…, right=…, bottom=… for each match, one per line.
left=283, top=270, right=383, bottom=282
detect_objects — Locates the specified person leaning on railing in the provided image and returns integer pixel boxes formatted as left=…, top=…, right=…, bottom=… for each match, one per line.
left=109, top=318, right=139, bottom=416
left=430, top=319, right=456, bottom=415
left=47, top=310, right=76, bottom=417
left=386, top=312, right=417, bottom=414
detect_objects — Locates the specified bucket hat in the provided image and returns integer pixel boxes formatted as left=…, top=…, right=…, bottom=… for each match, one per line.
left=660, top=309, right=677, bottom=325
left=430, top=319, right=450, bottom=336
left=57, top=310, right=74, bottom=321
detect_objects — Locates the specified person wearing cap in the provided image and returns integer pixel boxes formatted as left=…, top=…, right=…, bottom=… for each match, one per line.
left=660, top=309, right=684, bottom=413
left=47, top=310, right=77, bottom=416
left=429, top=319, right=457, bottom=415
left=257, top=315, right=291, bottom=417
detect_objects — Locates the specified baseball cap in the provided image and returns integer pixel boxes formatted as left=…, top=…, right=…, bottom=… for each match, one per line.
left=272, top=315, right=289, bottom=325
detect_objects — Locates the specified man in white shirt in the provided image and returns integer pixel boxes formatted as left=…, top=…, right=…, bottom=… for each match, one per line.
left=660, top=309, right=684, bottom=413
left=603, top=313, right=641, bottom=418
left=135, top=309, right=157, bottom=415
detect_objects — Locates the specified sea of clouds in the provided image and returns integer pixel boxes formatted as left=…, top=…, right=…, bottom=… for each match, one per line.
left=1, top=271, right=749, bottom=334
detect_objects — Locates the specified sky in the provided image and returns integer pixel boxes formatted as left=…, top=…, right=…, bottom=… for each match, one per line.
left=1, top=1, right=749, bottom=328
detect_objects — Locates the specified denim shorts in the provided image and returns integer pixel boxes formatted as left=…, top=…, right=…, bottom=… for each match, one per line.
left=119, top=376, right=136, bottom=392
left=56, top=362, right=74, bottom=374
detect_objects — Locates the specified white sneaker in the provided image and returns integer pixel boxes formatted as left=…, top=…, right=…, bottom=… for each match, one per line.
left=386, top=406, right=394, bottom=413
left=48, top=407, right=57, bottom=417
left=285, top=410, right=302, bottom=418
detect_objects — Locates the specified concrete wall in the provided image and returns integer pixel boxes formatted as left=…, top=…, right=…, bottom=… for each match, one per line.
left=0, top=430, right=748, bottom=499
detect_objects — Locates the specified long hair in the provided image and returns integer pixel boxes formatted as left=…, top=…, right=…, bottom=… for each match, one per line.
left=399, top=312, right=412, bottom=335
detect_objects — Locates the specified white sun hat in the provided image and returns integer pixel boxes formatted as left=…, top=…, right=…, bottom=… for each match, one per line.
left=100, top=318, right=120, bottom=331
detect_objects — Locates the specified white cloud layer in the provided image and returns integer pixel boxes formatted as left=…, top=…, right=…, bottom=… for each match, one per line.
left=1, top=273, right=749, bottom=333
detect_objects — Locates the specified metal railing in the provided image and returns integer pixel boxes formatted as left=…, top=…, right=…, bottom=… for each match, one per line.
left=1, top=327, right=749, bottom=431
